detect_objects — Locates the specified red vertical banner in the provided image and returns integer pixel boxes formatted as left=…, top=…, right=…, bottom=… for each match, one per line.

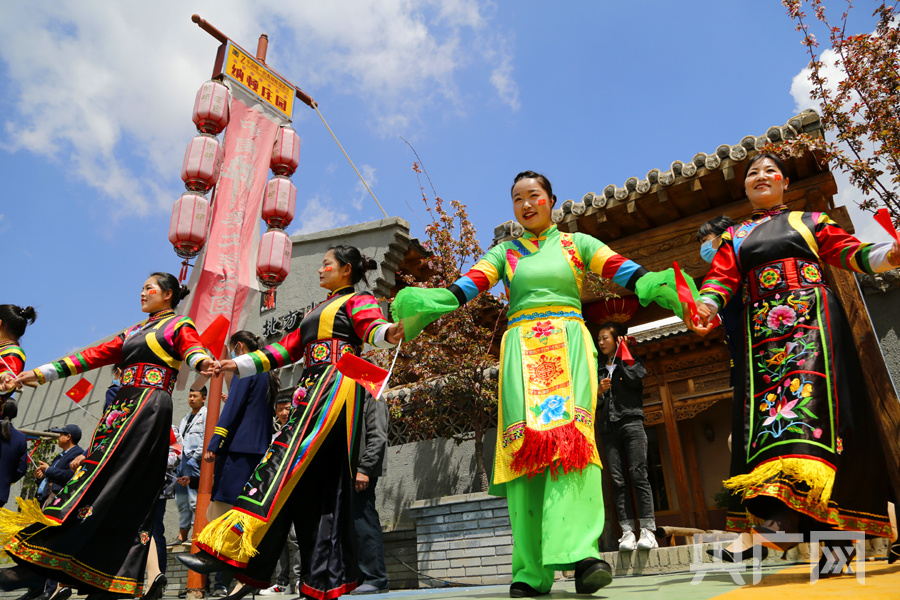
left=182, top=97, right=281, bottom=337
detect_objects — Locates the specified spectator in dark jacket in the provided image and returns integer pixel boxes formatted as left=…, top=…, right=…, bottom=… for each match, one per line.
left=594, top=322, right=657, bottom=553
left=0, top=401, right=27, bottom=506
left=351, top=392, right=389, bottom=594
left=35, top=425, right=84, bottom=506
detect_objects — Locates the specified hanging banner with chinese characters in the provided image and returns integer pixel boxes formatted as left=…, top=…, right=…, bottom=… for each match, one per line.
left=217, top=41, right=294, bottom=119
left=178, top=90, right=283, bottom=373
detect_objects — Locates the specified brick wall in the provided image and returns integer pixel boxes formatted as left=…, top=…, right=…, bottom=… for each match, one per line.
left=408, top=493, right=513, bottom=587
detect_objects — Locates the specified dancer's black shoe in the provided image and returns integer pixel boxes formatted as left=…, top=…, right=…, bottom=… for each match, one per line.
left=13, top=586, right=44, bottom=600
left=177, top=551, right=232, bottom=575
left=706, top=544, right=769, bottom=562
left=0, top=566, right=43, bottom=592
left=220, top=585, right=256, bottom=600
left=573, top=558, right=613, bottom=594
left=140, top=574, right=167, bottom=600
left=508, top=581, right=544, bottom=598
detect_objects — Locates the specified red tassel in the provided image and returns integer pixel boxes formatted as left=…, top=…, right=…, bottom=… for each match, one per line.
left=510, top=422, right=593, bottom=480
left=178, top=259, right=191, bottom=284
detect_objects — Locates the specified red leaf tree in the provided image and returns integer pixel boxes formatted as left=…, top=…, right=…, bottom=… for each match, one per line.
left=774, top=1, right=900, bottom=224
left=371, top=160, right=503, bottom=493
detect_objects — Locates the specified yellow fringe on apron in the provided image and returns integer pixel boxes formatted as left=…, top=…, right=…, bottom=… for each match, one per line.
left=723, top=457, right=836, bottom=508
left=0, top=498, right=60, bottom=557
left=197, top=510, right=264, bottom=564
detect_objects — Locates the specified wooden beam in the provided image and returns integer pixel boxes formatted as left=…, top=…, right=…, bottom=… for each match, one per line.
left=680, top=419, right=711, bottom=530
left=657, top=366, right=696, bottom=527
left=688, top=179, right=711, bottom=212
left=721, top=166, right=745, bottom=202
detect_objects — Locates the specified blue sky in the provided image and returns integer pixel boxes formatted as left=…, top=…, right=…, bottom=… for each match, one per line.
left=0, top=1, right=890, bottom=367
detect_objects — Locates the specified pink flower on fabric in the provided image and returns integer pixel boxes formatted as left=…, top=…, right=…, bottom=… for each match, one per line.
left=763, top=397, right=799, bottom=426
left=766, top=305, right=796, bottom=329
left=531, top=321, right=554, bottom=339
left=292, top=386, right=306, bottom=407
left=813, top=428, right=823, bottom=439
left=106, top=410, right=124, bottom=427
left=762, top=375, right=771, bottom=384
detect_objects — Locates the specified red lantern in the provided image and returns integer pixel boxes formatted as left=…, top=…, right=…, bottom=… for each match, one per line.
left=271, top=127, right=301, bottom=176
left=583, top=296, right=641, bottom=324
left=168, top=193, right=210, bottom=259
left=262, top=176, right=297, bottom=229
left=256, top=229, right=292, bottom=287
left=181, top=134, right=223, bottom=193
left=192, top=80, right=231, bottom=135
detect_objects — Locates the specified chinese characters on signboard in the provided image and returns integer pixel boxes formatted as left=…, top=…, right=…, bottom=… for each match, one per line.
left=262, top=301, right=317, bottom=339
left=222, top=42, right=294, bottom=119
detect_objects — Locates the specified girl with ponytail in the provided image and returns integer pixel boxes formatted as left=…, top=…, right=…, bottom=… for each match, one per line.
left=180, top=246, right=402, bottom=600
left=1, top=273, right=215, bottom=598
left=0, top=305, right=37, bottom=395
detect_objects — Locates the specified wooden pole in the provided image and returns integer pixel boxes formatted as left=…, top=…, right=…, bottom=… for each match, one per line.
left=656, top=365, right=696, bottom=527
left=186, top=348, right=227, bottom=599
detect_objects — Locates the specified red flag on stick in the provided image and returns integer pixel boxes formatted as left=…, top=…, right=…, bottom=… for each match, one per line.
left=672, top=261, right=698, bottom=324
left=615, top=339, right=635, bottom=366
left=874, top=208, right=900, bottom=243
left=335, top=353, right=390, bottom=399
left=65, top=378, right=94, bottom=403
left=200, top=315, right=230, bottom=359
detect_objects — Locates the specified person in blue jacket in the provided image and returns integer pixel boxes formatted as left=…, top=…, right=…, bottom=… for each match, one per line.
left=202, top=331, right=279, bottom=598
left=0, top=401, right=27, bottom=507
left=34, top=425, right=84, bottom=507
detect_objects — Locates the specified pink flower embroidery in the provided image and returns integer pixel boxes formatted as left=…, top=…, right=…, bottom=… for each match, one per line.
left=813, top=428, right=823, bottom=439
left=531, top=321, right=554, bottom=339
left=763, top=397, right=799, bottom=426
left=292, top=386, right=306, bottom=407
left=766, top=305, right=796, bottom=329
left=106, top=410, right=124, bottom=427
left=762, top=375, right=771, bottom=384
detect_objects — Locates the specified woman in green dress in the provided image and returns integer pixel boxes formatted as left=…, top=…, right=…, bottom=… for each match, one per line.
left=392, top=171, right=684, bottom=597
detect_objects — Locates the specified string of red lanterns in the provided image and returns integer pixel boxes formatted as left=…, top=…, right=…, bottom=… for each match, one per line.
left=168, top=80, right=231, bottom=277
left=257, top=126, right=301, bottom=308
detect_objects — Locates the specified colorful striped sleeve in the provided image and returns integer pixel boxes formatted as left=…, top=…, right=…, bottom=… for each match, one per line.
left=447, top=244, right=505, bottom=306
left=234, top=327, right=302, bottom=378
left=346, top=293, right=391, bottom=345
left=577, top=233, right=648, bottom=291
left=0, top=344, right=25, bottom=380
left=814, top=212, right=895, bottom=273
left=37, top=333, right=126, bottom=383
left=699, top=230, right=741, bottom=310
left=173, top=317, right=213, bottom=372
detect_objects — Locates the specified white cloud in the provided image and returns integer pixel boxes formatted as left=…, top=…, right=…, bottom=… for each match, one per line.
left=352, top=164, right=378, bottom=212
left=0, top=1, right=515, bottom=216
left=290, top=194, right=350, bottom=235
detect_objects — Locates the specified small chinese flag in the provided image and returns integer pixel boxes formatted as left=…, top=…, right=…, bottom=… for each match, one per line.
left=673, top=261, right=698, bottom=324
left=615, top=339, right=635, bottom=366
left=65, top=378, right=94, bottom=403
left=200, top=315, right=230, bottom=359
left=335, top=354, right=390, bottom=399
left=874, top=208, right=900, bottom=243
